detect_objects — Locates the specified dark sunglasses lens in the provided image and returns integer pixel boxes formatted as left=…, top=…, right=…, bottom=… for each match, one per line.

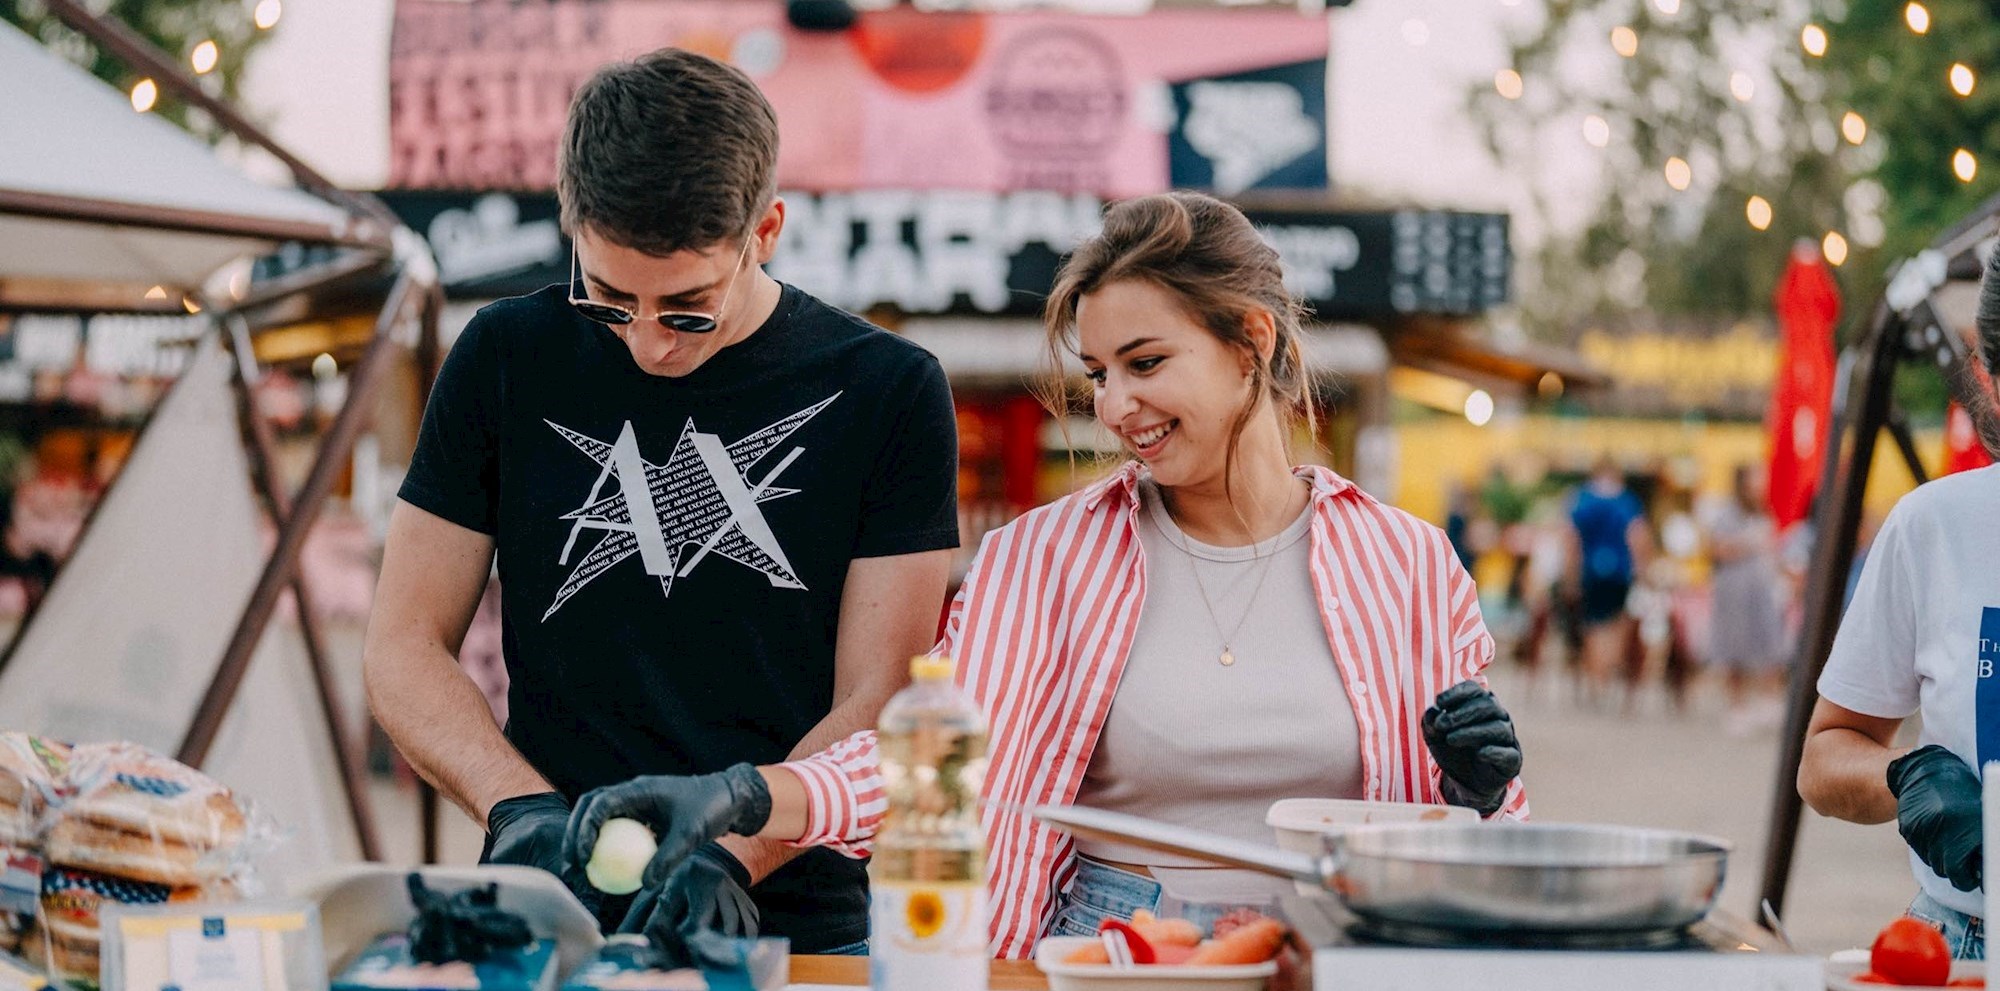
left=664, top=314, right=718, bottom=334
left=571, top=300, right=632, bottom=325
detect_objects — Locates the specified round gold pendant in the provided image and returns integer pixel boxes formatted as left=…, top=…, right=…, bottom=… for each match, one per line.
left=1220, top=650, right=1236, bottom=667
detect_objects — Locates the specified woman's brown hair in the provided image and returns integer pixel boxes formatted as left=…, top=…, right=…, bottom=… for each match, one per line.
left=1038, top=191, right=1316, bottom=492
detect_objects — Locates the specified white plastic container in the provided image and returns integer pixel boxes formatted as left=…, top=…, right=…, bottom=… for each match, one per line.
left=1265, top=799, right=1477, bottom=896
left=1032, top=937, right=1277, bottom=991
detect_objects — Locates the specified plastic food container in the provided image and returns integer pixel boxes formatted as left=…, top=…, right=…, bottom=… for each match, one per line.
left=1033, top=936, right=1277, bottom=991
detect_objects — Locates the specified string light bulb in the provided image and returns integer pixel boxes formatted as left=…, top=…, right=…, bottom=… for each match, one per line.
left=1583, top=115, right=1611, bottom=148
left=1822, top=232, right=1849, bottom=266
left=1801, top=24, right=1828, bottom=57
left=254, top=0, right=281, bottom=30
left=1653, top=0, right=1681, bottom=13
left=1465, top=390, right=1495, bottom=427
left=129, top=78, right=157, bottom=112
left=1664, top=156, right=1693, bottom=191
left=1494, top=69, right=1524, bottom=100
left=191, top=40, right=218, bottom=75
left=1955, top=149, right=1979, bottom=182
left=1905, top=2, right=1930, bottom=34
left=1730, top=71, right=1755, bottom=102
left=1746, top=196, right=1774, bottom=231
left=1612, top=26, right=1639, bottom=58
left=1841, top=112, right=1867, bottom=145
left=1952, top=63, right=1976, bottom=97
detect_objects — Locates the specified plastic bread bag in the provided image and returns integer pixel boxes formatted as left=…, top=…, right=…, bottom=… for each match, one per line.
left=29, top=862, right=244, bottom=987
left=0, top=736, right=72, bottom=851
left=43, top=743, right=269, bottom=890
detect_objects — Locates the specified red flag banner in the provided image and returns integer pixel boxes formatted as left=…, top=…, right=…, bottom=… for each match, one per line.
left=1766, top=243, right=1841, bottom=531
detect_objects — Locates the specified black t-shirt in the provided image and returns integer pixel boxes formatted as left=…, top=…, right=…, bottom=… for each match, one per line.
left=399, top=282, right=959, bottom=950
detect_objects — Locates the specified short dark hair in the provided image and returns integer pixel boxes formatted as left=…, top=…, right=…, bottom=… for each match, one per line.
left=558, top=48, right=779, bottom=256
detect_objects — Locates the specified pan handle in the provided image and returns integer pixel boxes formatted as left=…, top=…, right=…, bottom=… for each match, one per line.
left=1032, top=805, right=1338, bottom=889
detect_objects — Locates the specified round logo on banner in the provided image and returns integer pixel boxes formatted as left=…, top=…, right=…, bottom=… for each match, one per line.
left=850, top=10, right=988, bottom=94
left=984, top=26, right=1126, bottom=157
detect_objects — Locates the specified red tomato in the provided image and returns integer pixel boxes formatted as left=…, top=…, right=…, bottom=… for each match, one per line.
left=1097, top=919, right=1157, bottom=965
left=1871, top=918, right=1952, bottom=987
left=1945, top=979, right=1984, bottom=988
left=1852, top=973, right=1896, bottom=985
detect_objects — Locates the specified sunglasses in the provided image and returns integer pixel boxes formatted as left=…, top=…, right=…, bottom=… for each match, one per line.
left=567, top=237, right=752, bottom=335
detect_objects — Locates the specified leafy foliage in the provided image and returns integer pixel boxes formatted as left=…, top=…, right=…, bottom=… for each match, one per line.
left=3, top=0, right=273, bottom=140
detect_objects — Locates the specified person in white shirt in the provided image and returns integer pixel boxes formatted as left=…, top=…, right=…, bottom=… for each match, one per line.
left=1798, top=247, right=2000, bottom=960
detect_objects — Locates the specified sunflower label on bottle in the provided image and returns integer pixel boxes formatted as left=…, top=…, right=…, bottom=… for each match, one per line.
left=869, top=656, right=988, bottom=991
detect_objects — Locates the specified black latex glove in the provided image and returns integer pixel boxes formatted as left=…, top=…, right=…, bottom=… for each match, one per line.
left=486, top=792, right=602, bottom=914
left=618, top=843, right=760, bottom=969
left=406, top=875, right=533, bottom=964
left=1887, top=745, right=1984, bottom=892
left=486, top=792, right=572, bottom=877
left=1421, top=680, right=1524, bottom=816
left=564, top=764, right=772, bottom=892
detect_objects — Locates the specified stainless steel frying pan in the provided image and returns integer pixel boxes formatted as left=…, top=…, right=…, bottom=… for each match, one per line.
left=1034, top=805, right=1730, bottom=935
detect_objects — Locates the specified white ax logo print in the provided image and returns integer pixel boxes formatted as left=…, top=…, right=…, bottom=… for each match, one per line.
left=542, top=394, right=840, bottom=620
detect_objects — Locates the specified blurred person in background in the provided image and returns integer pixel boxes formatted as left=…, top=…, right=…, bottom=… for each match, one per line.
left=1705, top=464, right=1789, bottom=735
left=1797, top=246, right=2000, bottom=960
left=1565, top=457, right=1650, bottom=704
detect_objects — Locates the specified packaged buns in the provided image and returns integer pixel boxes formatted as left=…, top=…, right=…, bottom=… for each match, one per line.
left=45, top=743, right=248, bottom=886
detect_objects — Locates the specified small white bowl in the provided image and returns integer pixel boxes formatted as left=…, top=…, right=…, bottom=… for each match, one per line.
left=1034, top=936, right=1278, bottom=991
left=1266, top=799, right=1477, bottom=896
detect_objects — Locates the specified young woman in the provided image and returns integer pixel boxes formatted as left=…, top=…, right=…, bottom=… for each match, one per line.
left=565, top=192, right=1530, bottom=960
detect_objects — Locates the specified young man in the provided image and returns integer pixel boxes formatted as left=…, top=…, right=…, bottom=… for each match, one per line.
left=363, top=48, right=959, bottom=957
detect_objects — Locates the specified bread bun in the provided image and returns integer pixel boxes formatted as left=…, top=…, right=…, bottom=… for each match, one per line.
left=45, top=819, right=227, bottom=887
left=63, top=744, right=246, bottom=851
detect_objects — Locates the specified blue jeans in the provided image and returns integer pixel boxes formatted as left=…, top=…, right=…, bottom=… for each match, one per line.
left=1050, top=857, right=1272, bottom=939
left=1907, top=891, right=1986, bottom=960
left=818, top=938, right=870, bottom=956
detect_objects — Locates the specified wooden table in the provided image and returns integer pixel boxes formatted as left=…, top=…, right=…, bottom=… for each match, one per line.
left=785, top=911, right=1779, bottom=988
left=788, top=956, right=1049, bottom=989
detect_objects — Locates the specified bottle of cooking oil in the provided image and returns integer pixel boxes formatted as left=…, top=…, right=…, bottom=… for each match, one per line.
left=870, top=655, right=989, bottom=991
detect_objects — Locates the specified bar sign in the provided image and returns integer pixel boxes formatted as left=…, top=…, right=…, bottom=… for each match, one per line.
left=1977, top=608, right=2000, bottom=773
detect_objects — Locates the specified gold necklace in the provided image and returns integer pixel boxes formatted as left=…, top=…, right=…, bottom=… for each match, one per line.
left=1157, top=513, right=1285, bottom=667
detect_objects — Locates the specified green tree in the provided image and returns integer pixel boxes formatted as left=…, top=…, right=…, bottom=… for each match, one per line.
left=3, top=0, right=275, bottom=141
left=1472, top=0, right=1998, bottom=354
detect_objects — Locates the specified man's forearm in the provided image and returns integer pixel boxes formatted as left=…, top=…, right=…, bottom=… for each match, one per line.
left=1800, top=727, right=1906, bottom=824
left=366, top=640, right=553, bottom=827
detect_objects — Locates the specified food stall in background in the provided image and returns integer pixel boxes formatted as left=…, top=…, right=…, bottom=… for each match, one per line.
left=353, top=0, right=1597, bottom=573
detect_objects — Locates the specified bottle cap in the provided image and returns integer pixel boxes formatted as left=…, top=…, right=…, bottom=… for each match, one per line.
left=909, top=655, right=955, bottom=680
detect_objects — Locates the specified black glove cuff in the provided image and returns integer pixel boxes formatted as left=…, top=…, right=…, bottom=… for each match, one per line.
left=692, top=841, right=753, bottom=890
left=487, top=792, right=568, bottom=833
left=1887, top=745, right=1955, bottom=799
left=1440, top=776, right=1507, bottom=818
left=720, top=764, right=774, bottom=837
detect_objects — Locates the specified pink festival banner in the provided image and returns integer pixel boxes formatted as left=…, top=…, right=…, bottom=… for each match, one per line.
left=389, top=0, right=1329, bottom=197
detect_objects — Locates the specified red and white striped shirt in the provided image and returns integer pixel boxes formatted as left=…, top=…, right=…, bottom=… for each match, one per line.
left=776, top=462, right=1530, bottom=959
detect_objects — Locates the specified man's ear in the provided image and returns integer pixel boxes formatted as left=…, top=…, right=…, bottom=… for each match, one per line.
left=752, top=199, right=786, bottom=265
